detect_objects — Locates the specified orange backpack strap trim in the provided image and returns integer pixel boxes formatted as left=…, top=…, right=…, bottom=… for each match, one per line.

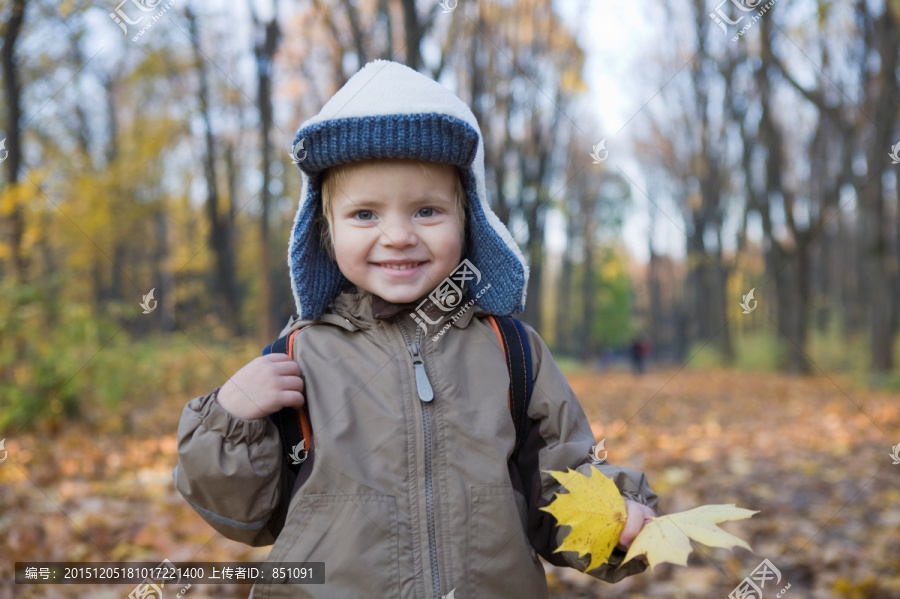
left=263, top=329, right=312, bottom=474
left=287, top=330, right=313, bottom=456
left=487, top=315, right=512, bottom=411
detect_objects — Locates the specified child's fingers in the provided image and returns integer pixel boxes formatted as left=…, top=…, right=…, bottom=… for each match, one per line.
left=275, top=361, right=303, bottom=378
left=278, top=389, right=306, bottom=408
left=264, top=354, right=304, bottom=377
left=618, top=509, right=641, bottom=548
left=279, top=374, right=304, bottom=392
left=618, top=501, right=653, bottom=548
left=261, top=353, right=293, bottom=363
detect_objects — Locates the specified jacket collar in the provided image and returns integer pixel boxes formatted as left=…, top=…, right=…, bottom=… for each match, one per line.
left=329, top=286, right=484, bottom=333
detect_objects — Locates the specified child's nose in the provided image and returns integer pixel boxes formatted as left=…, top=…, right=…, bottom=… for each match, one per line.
left=380, top=217, right=417, bottom=248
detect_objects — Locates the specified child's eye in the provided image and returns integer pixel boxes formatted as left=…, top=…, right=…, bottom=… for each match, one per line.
left=354, top=210, right=375, bottom=220
left=418, top=207, right=436, bottom=218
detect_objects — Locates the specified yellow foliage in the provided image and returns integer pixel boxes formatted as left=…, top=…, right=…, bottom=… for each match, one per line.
left=539, top=467, right=627, bottom=572
left=623, top=504, right=757, bottom=569
left=542, top=466, right=758, bottom=573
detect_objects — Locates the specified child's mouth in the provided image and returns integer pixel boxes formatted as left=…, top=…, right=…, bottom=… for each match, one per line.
left=371, top=261, right=427, bottom=276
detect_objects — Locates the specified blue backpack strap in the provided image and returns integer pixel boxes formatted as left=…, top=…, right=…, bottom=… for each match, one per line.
left=263, top=331, right=311, bottom=475
left=488, top=315, right=534, bottom=461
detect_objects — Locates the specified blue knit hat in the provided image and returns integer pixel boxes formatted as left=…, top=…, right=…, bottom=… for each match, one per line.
left=288, top=59, right=529, bottom=320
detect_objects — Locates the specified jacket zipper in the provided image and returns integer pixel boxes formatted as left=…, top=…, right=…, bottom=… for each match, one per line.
left=398, top=321, right=440, bottom=597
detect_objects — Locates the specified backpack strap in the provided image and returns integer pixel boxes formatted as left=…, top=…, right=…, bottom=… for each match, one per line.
left=486, top=315, right=535, bottom=462
left=263, top=329, right=313, bottom=475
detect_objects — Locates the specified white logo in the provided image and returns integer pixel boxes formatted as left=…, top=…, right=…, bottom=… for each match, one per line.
left=127, top=581, right=163, bottom=599
left=140, top=288, right=158, bottom=314
left=126, top=558, right=190, bottom=599
left=410, top=259, right=486, bottom=336
left=889, top=141, right=900, bottom=165
left=890, top=443, right=900, bottom=465
left=728, top=559, right=791, bottom=599
left=589, top=139, right=608, bottom=164
left=740, top=288, right=757, bottom=314
left=290, top=138, right=307, bottom=164
left=289, top=442, right=308, bottom=465
left=709, top=0, right=762, bottom=34
left=590, top=439, right=607, bottom=463
left=728, top=558, right=791, bottom=599
left=109, top=0, right=160, bottom=35
left=438, top=0, right=458, bottom=12
left=0, top=439, right=7, bottom=464
left=0, top=138, right=8, bottom=163
left=442, top=589, right=456, bottom=599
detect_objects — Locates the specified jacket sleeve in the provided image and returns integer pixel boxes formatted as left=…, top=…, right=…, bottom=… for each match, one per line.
left=174, top=387, right=290, bottom=546
left=513, top=323, right=659, bottom=583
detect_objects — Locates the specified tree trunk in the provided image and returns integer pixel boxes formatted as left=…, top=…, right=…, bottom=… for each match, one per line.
left=1, top=0, right=27, bottom=283
left=252, top=5, right=281, bottom=339
left=864, top=9, right=900, bottom=372
left=400, top=0, right=421, bottom=70
left=187, top=7, right=240, bottom=333
left=556, top=209, right=575, bottom=355
left=581, top=234, right=594, bottom=361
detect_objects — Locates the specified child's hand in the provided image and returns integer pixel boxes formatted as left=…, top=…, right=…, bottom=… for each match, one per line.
left=617, top=499, right=656, bottom=549
left=216, top=354, right=306, bottom=420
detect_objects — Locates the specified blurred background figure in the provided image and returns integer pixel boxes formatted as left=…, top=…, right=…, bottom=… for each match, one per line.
left=630, top=334, right=651, bottom=374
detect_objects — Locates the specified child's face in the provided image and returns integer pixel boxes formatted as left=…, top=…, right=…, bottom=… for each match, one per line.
left=330, top=159, right=464, bottom=304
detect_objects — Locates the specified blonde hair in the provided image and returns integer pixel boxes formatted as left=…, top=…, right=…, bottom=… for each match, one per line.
left=317, top=159, right=467, bottom=261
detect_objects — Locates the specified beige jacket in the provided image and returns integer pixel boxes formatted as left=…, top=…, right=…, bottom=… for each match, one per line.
left=175, top=288, right=658, bottom=598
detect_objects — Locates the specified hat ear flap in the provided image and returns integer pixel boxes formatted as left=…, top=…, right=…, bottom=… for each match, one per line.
left=289, top=171, right=350, bottom=321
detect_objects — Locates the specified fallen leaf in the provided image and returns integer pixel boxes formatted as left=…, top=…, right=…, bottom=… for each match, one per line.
left=539, top=467, right=627, bottom=572
left=623, top=504, right=758, bottom=569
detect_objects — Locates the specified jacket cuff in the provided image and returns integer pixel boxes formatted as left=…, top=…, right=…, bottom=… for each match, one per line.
left=579, top=462, right=660, bottom=513
left=621, top=489, right=650, bottom=507
left=189, top=387, right=274, bottom=446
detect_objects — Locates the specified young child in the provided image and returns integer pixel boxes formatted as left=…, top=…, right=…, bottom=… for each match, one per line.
left=175, top=59, right=658, bottom=599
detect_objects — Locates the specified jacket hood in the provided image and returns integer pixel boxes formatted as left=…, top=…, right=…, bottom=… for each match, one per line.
left=287, top=59, right=529, bottom=320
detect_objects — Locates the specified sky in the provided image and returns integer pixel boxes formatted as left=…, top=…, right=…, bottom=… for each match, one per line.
left=554, top=0, right=688, bottom=263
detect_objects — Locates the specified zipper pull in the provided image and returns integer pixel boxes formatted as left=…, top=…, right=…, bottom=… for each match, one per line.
left=407, top=343, right=434, bottom=402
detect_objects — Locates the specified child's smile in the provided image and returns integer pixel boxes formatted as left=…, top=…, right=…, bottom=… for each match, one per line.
left=330, top=159, right=465, bottom=305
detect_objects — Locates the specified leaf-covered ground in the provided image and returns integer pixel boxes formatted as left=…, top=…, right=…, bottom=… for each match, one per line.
left=1, top=368, right=898, bottom=598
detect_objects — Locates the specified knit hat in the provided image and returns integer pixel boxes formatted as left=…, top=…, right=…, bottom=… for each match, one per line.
left=287, top=59, right=529, bottom=320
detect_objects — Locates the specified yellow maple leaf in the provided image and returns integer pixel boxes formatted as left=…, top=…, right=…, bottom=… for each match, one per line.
left=623, top=504, right=758, bottom=569
left=539, top=467, right=627, bottom=572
